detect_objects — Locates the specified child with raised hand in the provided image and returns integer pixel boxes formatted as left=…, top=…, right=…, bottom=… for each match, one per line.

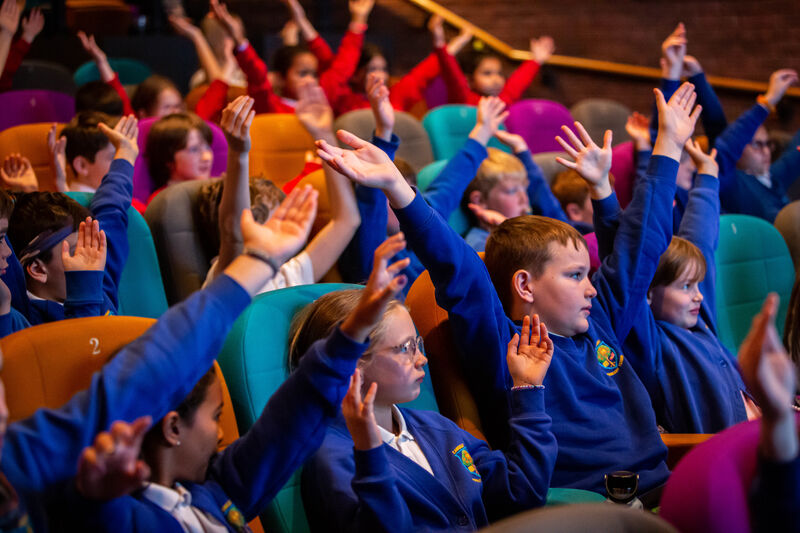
left=0, top=0, right=20, bottom=77
left=738, top=294, right=800, bottom=532
left=317, top=81, right=703, bottom=498
left=7, top=115, right=139, bottom=325
left=716, top=68, right=799, bottom=223
left=77, top=32, right=136, bottom=117
left=295, top=234, right=556, bottom=532
left=0, top=186, right=319, bottom=532
left=0, top=6, right=43, bottom=91
left=561, top=114, right=758, bottom=433
left=203, top=87, right=360, bottom=291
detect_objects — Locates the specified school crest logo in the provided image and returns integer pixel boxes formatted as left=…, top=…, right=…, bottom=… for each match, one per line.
left=452, top=444, right=482, bottom=482
left=596, top=340, right=623, bottom=376
left=221, top=500, right=247, bottom=531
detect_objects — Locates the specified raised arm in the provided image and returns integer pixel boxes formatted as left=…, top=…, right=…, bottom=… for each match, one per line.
left=497, top=36, right=553, bottom=106
left=770, top=120, right=800, bottom=193
left=0, top=7, right=42, bottom=91
left=683, top=55, right=727, bottom=145
left=0, top=0, right=20, bottom=76
left=77, top=32, right=134, bottom=116
left=318, top=0, right=371, bottom=93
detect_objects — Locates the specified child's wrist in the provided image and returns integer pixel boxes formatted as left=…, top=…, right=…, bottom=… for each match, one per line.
left=348, top=20, right=368, bottom=33
left=760, top=413, right=799, bottom=462
left=468, top=124, right=491, bottom=146
left=590, top=180, right=613, bottom=200
left=652, top=136, right=684, bottom=161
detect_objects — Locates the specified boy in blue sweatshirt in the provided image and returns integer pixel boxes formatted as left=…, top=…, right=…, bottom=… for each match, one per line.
left=0, top=184, right=319, bottom=532
left=0, top=189, right=31, bottom=338
left=317, top=81, right=703, bottom=496
left=6, top=116, right=140, bottom=325
left=566, top=123, right=755, bottom=433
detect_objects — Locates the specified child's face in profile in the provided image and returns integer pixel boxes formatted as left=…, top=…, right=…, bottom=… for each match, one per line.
left=284, top=52, right=318, bottom=99
left=361, top=307, right=427, bottom=406
left=74, top=142, right=115, bottom=190
left=485, top=178, right=530, bottom=219
left=530, top=241, right=596, bottom=337
left=471, top=56, right=505, bottom=97
left=649, top=264, right=704, bottom=329
left=170, top=129, right=213, bottom=183
left=0, top=217, right=11, bottom=275
left=176, top=376, right=224, bottom=483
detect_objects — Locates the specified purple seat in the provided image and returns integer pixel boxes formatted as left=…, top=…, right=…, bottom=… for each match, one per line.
left=506, top=99, right=576, bottom=155
left=424, top=76, right=449, bottom=111
left=0, top=90, right=75, bottom=131
left=133, top=116, right=228, bottom=203
left=610, top=141, right=635, bottom=208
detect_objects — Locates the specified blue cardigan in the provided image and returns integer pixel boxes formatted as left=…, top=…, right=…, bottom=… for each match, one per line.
left=27, top=158, right=133, bottom=325
left=392, top=155, right=677, bottom=494
left=72, top=327, right=366, bottom=532
left=303, top=387, right=556, bottom=532
left=1, top=274, right=251, bottom=532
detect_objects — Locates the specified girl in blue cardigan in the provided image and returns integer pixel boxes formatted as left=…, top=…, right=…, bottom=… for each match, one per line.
left=292, top=235, right=557, bottom=532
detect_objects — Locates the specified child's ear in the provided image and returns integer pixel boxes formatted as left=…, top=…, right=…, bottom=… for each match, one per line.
left=565, top=203, right=582, bottom=222
left=161, top=411, right=182, bottom=447
left=468, top=190, right=486, bottom=207
left=72, top=156, right=90, bottom=177
left=511, top=269, right=535, bottom=304
left=26, top=259, right=48, bottom=284
left=646, top=289, right=653, bottom=306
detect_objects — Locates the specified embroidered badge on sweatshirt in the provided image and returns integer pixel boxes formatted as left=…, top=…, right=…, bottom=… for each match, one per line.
left=452, top=444, right=481, bottom=482
left=221, top=500, right=247, bottom=532
left=596, top=340, right=623, bottom=376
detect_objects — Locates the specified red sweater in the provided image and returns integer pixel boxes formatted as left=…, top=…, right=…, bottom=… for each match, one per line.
left=0, top=39, right=30, bottom=91
left=105, top=72, right=135, bottom=116
left=235, top=42, right=295, bottom=114
left=443, top=53, right=542, bottom=106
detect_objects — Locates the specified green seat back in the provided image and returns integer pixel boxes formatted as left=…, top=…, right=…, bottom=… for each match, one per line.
left=416, top=159, right=471, bottom=236
left=715, top=214, right=794, bottom=352
left=73, top=58, right=152, bottom=87
left=545, top=488, right=606, bottom=506
left=217, top=284, right=439, bottom=533
left=66, top=192, right=167, bottom=318
left=422, top=104, right=509, bottom=161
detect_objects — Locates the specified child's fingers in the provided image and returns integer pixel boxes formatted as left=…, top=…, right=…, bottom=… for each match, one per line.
left=497, top=110, right=510, bottom=125
left=685, top=91, right=697, bottom=114
left=520, top=314, right=531, bottom=347
left=363, top=381, right=378, bottom=409
left=530, top=314, right=541, bottom=346
left=574, top=121, right=595, bottom=148
left=385, top=257, right=411, bottom=276
left=554, top=136, right=579, bottom=159
left=602, top=129, right=613, bottom=151
left=61, top=239, right=70, bottom=259
left=653, top=88, right=667, bottom=111
left=336, top=129, right=369, bottom=150
left=271, top=184, right=306, bottom=220
left=689, top=104, right=702, bottom=126
left=554, top=156, right=577, bottom=171
left=507, top=333, right=520, bottom=358
left=709, top=148, right=717, bottom=161
left=561, top=125, right=585, bottom=151
left=129, top=416, right=152, bottom=448
left=76, top=220, right=86, bottom=250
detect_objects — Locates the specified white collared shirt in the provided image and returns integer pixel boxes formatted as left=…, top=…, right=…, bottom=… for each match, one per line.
left=378, top=405, right=434, bottom=476
left=141, top=482, right=228, bottom=533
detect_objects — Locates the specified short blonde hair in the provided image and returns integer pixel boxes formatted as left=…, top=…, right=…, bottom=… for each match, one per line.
left=463, top=148, right=526, bottom=202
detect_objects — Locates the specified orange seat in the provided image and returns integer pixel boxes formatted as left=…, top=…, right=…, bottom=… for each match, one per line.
left=0, top=122, right=66, bottom=192
left=249, top=114, right=316, bottom=188
left=294, top=168, right=343, bottom=282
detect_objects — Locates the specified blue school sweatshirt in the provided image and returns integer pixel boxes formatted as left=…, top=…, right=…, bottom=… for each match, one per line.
left=393, top=155, right=677, bottom=494
left=1, top=273, right=251, bottom=532
left=27, top=158, right=133, bottom=325
left=605, top=173, right=750, bottom=433
left=303, top=387, right=556, bottom=532
left=716, top=105, right=800, bottom=222
left=72, top=327, right=366, bottom=533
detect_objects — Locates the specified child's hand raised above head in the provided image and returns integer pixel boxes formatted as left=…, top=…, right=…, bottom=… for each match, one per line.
left=494, top=130, right=528, bottom=155
left=47, top=124, right=68, bottom=193
left=76, top=416, right=152, bottom=500
left=210, top=0, right=246, bottom=47
left=342, top=368, right=381, bottom=450
left=684, top=138, right=718, bottom=178
left=0, top=0, right=21, bottom=36
left=555, top=122, right=614, bottom=199
left=763, top=68, right=799, bottom=109
left=681, top=55, right=703, bottom=78
left=660, top=22, right=686, bottom=80
left=220, top=95, right=255, bottom=153
left=367, top=73, right=394, bottom=141
left=625, top=111, right=651, bottom=151
left=62, top=218, right=107, bottom=272
left=507, top=313, right=554, bottom=388
left=447, top=25, right=473, bottom=56
left=653, top=81, right=701, bottom=161
left=296, top=82, right=334, bottom=141
left=20, top=7, right=44, bottom=44
left=98, top=115, right=139, bottom=166
left=316, top=130, right=415, bottom=208
left=348, top=0, right=375, bottom=26
left=530, top=36, right=555, bottom=65
left=470, top=96, right=508, bottom=146
left=341, top=233, right=411, bottom=343
left=428, top=14, right=446, bottom=48
left=168, top=14, right=203, bottom=40
left=0, top=153, right=38, bottom=192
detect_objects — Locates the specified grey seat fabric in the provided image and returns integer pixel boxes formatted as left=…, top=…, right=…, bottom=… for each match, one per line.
left=532, top=151, right=569, bottom=186
left=145, top=179, right=218, bottom=305
left=12, top=60, right=77, bottom=95
left=775, top=200, right=800, bottom=271
left=334, top=108, right=434, bottom=172
left=570, top=98, right=632, bottom=146
left=479, top=503, right=678, bottom=533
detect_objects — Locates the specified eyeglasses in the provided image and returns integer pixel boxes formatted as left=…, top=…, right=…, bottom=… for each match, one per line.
left=365, top=335, right=425, bottom=364
left=749, top=140, right=771, bottom=151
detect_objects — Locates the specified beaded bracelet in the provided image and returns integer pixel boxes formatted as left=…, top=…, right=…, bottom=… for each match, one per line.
left=243, top=247, right=281, bottom=274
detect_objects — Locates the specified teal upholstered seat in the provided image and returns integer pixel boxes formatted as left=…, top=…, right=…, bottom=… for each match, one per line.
left=715, top=214, right=794, bottom=352
left=73, top=58, right=151, bottom=87
left=217, top=284, right=439, bottom=533
left=422, top=104, right=509, bottom=161
left=416, top=159, right=471, bottom=237
left=66, top=192, right=167, bottom=318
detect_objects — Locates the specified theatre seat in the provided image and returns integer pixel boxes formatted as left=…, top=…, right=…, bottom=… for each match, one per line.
left=0, top=122, right=64, bottom=192
left=217, top=284, right=439, bottom=533
left=249, top=114, right=316, bottom=188
left=505, top=99, right=576, bottom=155
left=422, top=105, right=509, bottom=161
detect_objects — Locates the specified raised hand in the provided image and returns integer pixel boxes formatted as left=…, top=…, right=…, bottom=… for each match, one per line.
left=295, top=82, right=334, bottom=140
left=494, top=130, right=529, bottom=155
left=468, top=203, right=507, bottom=228
left=98, top=115, right=139, bottom=166
left=763, top=68, right=799, bottom=108
left=168, top=14, right=203, bottom=40
left=21, top=7, right=44, bottom=43
left=348, top=0, right=375, bottom=26
left=0, top=0, right=20, bottom=36
left=341, top=233, right=410, bottom=342
left=660, top=22, right=686, bottom=80
left=0, top=153, right=38, bottom=192
left=530, top=35, right=555, bottom=65
left=62, top=218, right=107, bottom=272
left=681, top=54, right=703, bottom=78
left=428, top=14, right=445, bottom=48
left=367, top=73, right=394, bottom=141
left=279, top=19, right=299, bottom=46
left=684, top=138, right=718, bottom=178
left=625, top=111, right=651, bottom=151
left=342, top=369, right=382, bottom=450
left=76, top=417, right=152, bottom=500
left=506, top=313, right=554, bottom=387
left=77, top=31, right=106, bottom=63
left=470, top=96, right=508, bottom=146
left=447, top=26, right=473, bottom=56
left=209, top=0, right=246, bottom=46
left=220, top=95, right=255, bottom=153
left=555, top=122, right=613, bottom=199
left=48, top=124, right=68, bottom=192
left=239, top=184, right=318, bottom=266
left=653, top=81, right=701, bottom=160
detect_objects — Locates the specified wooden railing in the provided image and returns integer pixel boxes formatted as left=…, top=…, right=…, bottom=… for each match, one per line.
left=404, top=0, right=800, bottom=98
